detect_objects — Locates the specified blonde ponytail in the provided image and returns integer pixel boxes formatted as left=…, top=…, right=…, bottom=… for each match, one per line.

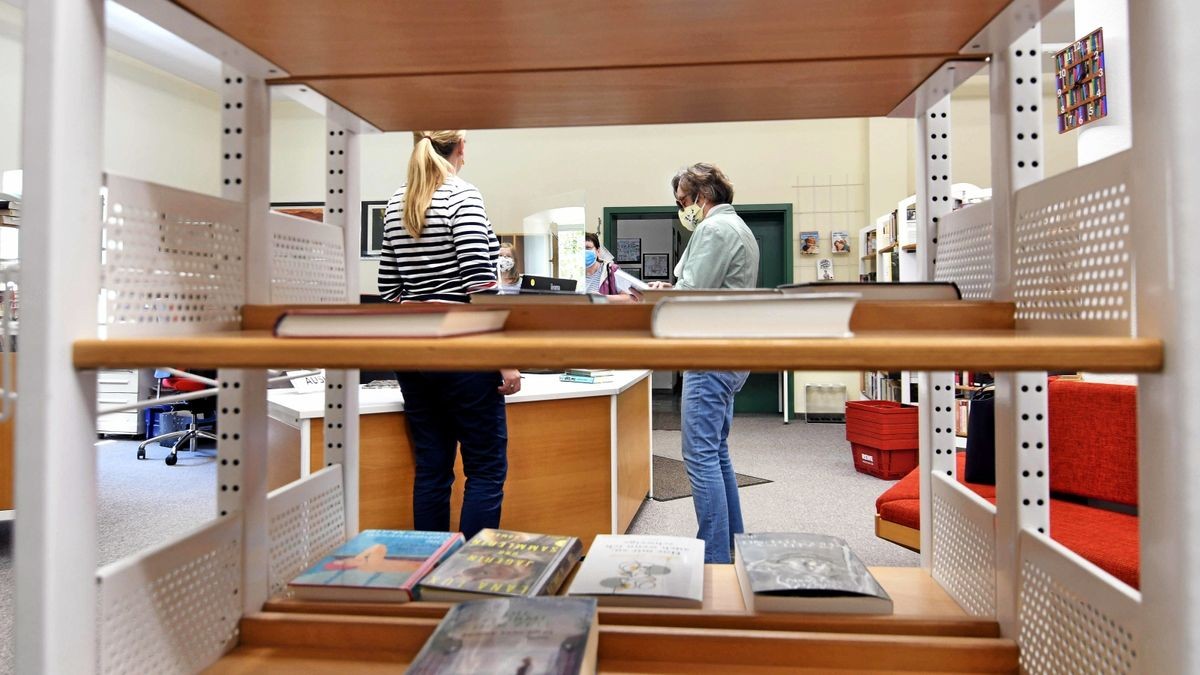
left=402, top=130, right=465, bottom=238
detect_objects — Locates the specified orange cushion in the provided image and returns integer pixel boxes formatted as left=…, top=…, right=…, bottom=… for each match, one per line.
left=1048, top=499, right=1140, bottom=589
left=1048, top=379, right=1138, bottom=506
left=164, top=376, right=208, bottom=393
left=878, top=499, right=920, bottom=530
left=875, top=454, right=996, bottom=512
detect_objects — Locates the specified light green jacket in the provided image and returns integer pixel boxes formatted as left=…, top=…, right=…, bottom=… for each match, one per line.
left=674, top=204, right=760, bottom=290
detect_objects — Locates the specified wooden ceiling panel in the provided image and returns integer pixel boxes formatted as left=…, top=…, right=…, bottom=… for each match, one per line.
left=174, top=0, right=1008, bottom=78
left=300, top=57, right=952, bottom=131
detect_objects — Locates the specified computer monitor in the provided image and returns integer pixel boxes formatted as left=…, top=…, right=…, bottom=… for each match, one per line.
left=519, top=275, right=578, bottom=294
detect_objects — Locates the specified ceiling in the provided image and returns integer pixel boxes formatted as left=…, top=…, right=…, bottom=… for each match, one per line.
left=169, top=1, right=1017, bottom=130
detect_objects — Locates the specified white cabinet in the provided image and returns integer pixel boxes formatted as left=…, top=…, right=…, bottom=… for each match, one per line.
left=96, top=369, right=154, bottom=436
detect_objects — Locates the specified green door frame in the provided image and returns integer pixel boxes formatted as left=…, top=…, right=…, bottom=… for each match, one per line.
left=602, top=204, right=799, bottom=416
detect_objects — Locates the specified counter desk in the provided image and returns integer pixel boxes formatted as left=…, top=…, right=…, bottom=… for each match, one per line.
left=267, top=370, right=652, bottom=547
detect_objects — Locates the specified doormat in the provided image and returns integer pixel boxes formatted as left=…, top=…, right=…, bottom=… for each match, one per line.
left=651, top=455, right=771, bottom=502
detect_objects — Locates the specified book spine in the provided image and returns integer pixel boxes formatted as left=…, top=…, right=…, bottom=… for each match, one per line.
left=559, top=374, right=608, bottom=384
left=534, top=538, right=584, bottom=595
left=405, top=534, right=464, bottom=593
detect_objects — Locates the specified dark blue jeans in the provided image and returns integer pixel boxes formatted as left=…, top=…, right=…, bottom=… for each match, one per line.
left=395, top=370, right=508, bottom=539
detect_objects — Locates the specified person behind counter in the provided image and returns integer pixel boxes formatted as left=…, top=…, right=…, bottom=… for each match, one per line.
left=497, top=242, right=522, bottom=294
left=583, top=232, right=636, bottom=302
left=653, top=162, right=760, bottom=563
left=378, top=129, right=521, bottom=539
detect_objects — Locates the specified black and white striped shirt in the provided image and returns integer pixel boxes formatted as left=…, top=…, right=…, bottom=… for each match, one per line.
left=378, top=176, right=500, bottom=303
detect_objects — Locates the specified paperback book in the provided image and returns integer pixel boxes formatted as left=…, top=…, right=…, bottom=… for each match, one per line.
left=651, top=293, right=857, bottom=339
left=287, top=530, right=464, bottom=603
left=418, top=528, right=583, bottom=602
left=406, top=597, right=599, bottom=675
left=273, top=305, right=509, bottom=338
left=559, top=373, right=613, bottom=384
left=566, top=534, right=704, bottom=608
left=733, top=532, right=893, bottom=614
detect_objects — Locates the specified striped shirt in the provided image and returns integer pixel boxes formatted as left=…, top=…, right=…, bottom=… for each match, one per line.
left=378, top=176, right=500, bottom=303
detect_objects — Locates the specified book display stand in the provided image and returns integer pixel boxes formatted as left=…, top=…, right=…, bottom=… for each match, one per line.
left=11, top=1, right=1192, bottom=672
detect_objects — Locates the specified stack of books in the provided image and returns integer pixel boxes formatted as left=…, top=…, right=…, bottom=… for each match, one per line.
left=0, top=200, right=17, bottom=228
left=559, top=368, right=613, bottom=384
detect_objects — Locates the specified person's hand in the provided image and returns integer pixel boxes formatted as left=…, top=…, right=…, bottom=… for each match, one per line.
left=498, top=368, right=522, bottom=395
left=647, top=281, right=673, bottom=289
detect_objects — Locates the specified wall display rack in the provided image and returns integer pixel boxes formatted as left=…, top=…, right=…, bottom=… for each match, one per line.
left=12, top=0, right=1194, bottom=673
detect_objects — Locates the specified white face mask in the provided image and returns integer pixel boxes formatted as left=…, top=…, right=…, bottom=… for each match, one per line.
left=678, top=202, right=704, bottom=231
left=497, top=256, right=515, bottom=273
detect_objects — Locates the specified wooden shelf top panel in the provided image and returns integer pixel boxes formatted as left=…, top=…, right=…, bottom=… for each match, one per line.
left=297, top=56, right=956, bottom=130
left=175, top=1, right=1009, bottom=79
left=73, top=329, right=1162, bottom=372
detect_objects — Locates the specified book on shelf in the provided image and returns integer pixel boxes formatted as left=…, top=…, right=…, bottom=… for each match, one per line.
left=273, top=304, right=509, bottom=338
left=407, top=597, right=599, bottom=675
left=651, top=293, right=857, bottom=339
left=471, top=292, right=602, bottom=305
left=559, top=373, right=613, bottom=384
left=286, top=530, right=464, bottom=603
left=565, top=534, right=704, bottom=608
left=418, top=528, right=583, bottom=602
left=565, top=368, right=613, bottom=378
left=632, top=287, right=779, bottom=304
left=734, top=532, right=893, bottom=614
left=778, top=281, right=960, bottom=301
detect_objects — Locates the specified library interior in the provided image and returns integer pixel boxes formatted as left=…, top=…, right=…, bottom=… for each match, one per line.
left=0, top=0, right=1194, bottom=673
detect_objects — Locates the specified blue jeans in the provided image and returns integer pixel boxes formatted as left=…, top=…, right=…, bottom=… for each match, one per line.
left=395, top=371, right=508, bottom=539
left=681, top=369, right=750, bottom=563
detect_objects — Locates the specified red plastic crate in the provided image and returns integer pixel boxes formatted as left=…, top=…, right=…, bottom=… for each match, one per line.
left=847, top=426, right=918, bottom=450
left=845, top=400, right=918, bottom=448
left=851, top=442, right=918, bottom=480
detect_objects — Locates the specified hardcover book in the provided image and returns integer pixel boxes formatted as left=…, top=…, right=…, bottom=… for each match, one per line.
left=733, top=532, right=893, bottom=614
left=406, top=597, right=599, bottom=675
left=418, top=529, right=583, bottom=602
left=287, top=530, right=464, bottom=603
left=777, top=281, right=961, bottom=301
left=566, top=534, right=704, bottom=608
left=559, top=374, right=613, bottom=384
left=651, top=293, right=858, bottom=339
left=273, top=305, right=509, bottom=338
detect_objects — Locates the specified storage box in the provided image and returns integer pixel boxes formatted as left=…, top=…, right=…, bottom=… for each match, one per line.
left=845, top=400, right=918, bottom=445
left=851, top=442, right=918, bottom=480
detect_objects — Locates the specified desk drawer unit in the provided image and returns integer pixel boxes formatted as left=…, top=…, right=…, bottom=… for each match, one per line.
left=96, top=369, right=153, bottom=435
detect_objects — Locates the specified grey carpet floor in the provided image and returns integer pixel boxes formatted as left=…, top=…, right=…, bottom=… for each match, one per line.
left=0, top=416, right=917, bottom=674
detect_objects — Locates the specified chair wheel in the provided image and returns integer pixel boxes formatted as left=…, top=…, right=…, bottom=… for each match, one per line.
left=136, top=448, right=146, bottom=460
left=165, top=454, right=178, bottom=466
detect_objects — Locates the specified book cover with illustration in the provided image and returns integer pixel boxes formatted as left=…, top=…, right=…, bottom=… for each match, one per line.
left=406, top=597, right=599, bottom=675
left=566, top=534, right=704, bottom=608
left=733, top=532, right=893, bottom=614
left=287, top=530, right=464, bottom=603
left=799, top=230, right=820, bottom=255
left=419, top=529, right=583, bottom=602
left=830, top=231, right=850, bottom=254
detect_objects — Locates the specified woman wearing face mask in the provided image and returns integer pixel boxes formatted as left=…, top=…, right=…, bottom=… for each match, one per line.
left=497, top=242, right=521, bottom=294
left=583, top=232, right=636, bottom=301
left=663, top=162, right=760, bottom=564
left=378, top=129, right=520, bottom=539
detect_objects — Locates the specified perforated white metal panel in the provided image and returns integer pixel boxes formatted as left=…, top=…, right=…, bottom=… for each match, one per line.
left=932, top=474, right=997, bottom=617
left=1012, top=151, right=1134, bottom=335
left=935, top=201, right=994, bottom=299
left=102, top=174, right=245, bottom=336
left=1018, top=530, right=1140, bottom=674
left=1014, top=372, right=1050, bottom=534
left=267, top=466, right=346, bottom=597
left=97, top=517, right=241, bottom=675
left=929, top=374, right=956, bottom=477
left=269, top=211, right=347, bottom=304
left=917, top=96, right=952, bottom=282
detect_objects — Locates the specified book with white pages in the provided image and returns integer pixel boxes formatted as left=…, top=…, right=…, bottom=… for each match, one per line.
left=273, top=305, right=510, bottom=338
left=634, top=287, right=780, bottom=304
left=651, top=293, right=858, bottom=339
left=777, top=281, right=961, bottom=301
left=566, top=535, right=704, bottom=608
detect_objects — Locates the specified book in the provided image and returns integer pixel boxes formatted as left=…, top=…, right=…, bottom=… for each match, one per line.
left=799, top=230, right=820, bottom=255
left=651, top=293, right=857, bottom=339
left=566, top=534, right=704, bottom=608
left=287, top=530, right=464, bottom=603
left=777, top=281, right=961, bottom=301
left=418, top=528, right=583, bottom=602
left=561, top=369, right=614, bottom=381
left=471, top=292, right=602, bottom=305
left=816, top=258, right=835, bottom=281
left=565, top=368, right=613, bottom=378
left=633, top=287, right=780, bottom=304
left=830, top=231, right=850, bottom=254
left=733, top=533, right=893, bottom=614
left=273, top=305, right=509, bottom=338
left=407, top=597, right=599, bottom=675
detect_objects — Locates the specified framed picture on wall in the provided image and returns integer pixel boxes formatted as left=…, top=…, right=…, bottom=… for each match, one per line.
left=830, top=231, right=850, bottom=254
left=643, top=253, right=670, bottom=279
left=619, top=264, right=642, bottom=280
left=271, top=201, right=324, bottom=222
left=799, top=230, right=820, bottom=255
left=360, top=201, right=388, bottom=257
left=616, top=237, right=642, bottom=263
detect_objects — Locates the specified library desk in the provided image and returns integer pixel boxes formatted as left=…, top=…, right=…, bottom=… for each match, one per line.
left=267, top=370, right=652, bottom=548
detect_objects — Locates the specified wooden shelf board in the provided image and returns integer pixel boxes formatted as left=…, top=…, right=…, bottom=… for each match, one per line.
left=74, top=329, right=1161, bottom=372
left=878, top=243, right=898, bottom=253
left=902, top=243, right=918, bottom=252
left=214, top=567, right=1017, bottom=673
left=176, top=1, right=1011, bottom=79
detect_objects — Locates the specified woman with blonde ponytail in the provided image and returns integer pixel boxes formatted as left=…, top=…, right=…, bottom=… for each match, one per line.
left=379, top=130, right=519, bottom=539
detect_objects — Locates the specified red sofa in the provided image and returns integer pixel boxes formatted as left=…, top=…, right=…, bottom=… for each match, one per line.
left=874, top=378, right=1140, bottom=589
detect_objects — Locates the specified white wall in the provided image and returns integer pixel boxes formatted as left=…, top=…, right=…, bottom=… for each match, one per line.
left=0, top=4, right=22, bottom=177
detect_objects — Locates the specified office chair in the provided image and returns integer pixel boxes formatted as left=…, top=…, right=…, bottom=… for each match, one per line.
left=137, top=369, right=218, bottom=466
